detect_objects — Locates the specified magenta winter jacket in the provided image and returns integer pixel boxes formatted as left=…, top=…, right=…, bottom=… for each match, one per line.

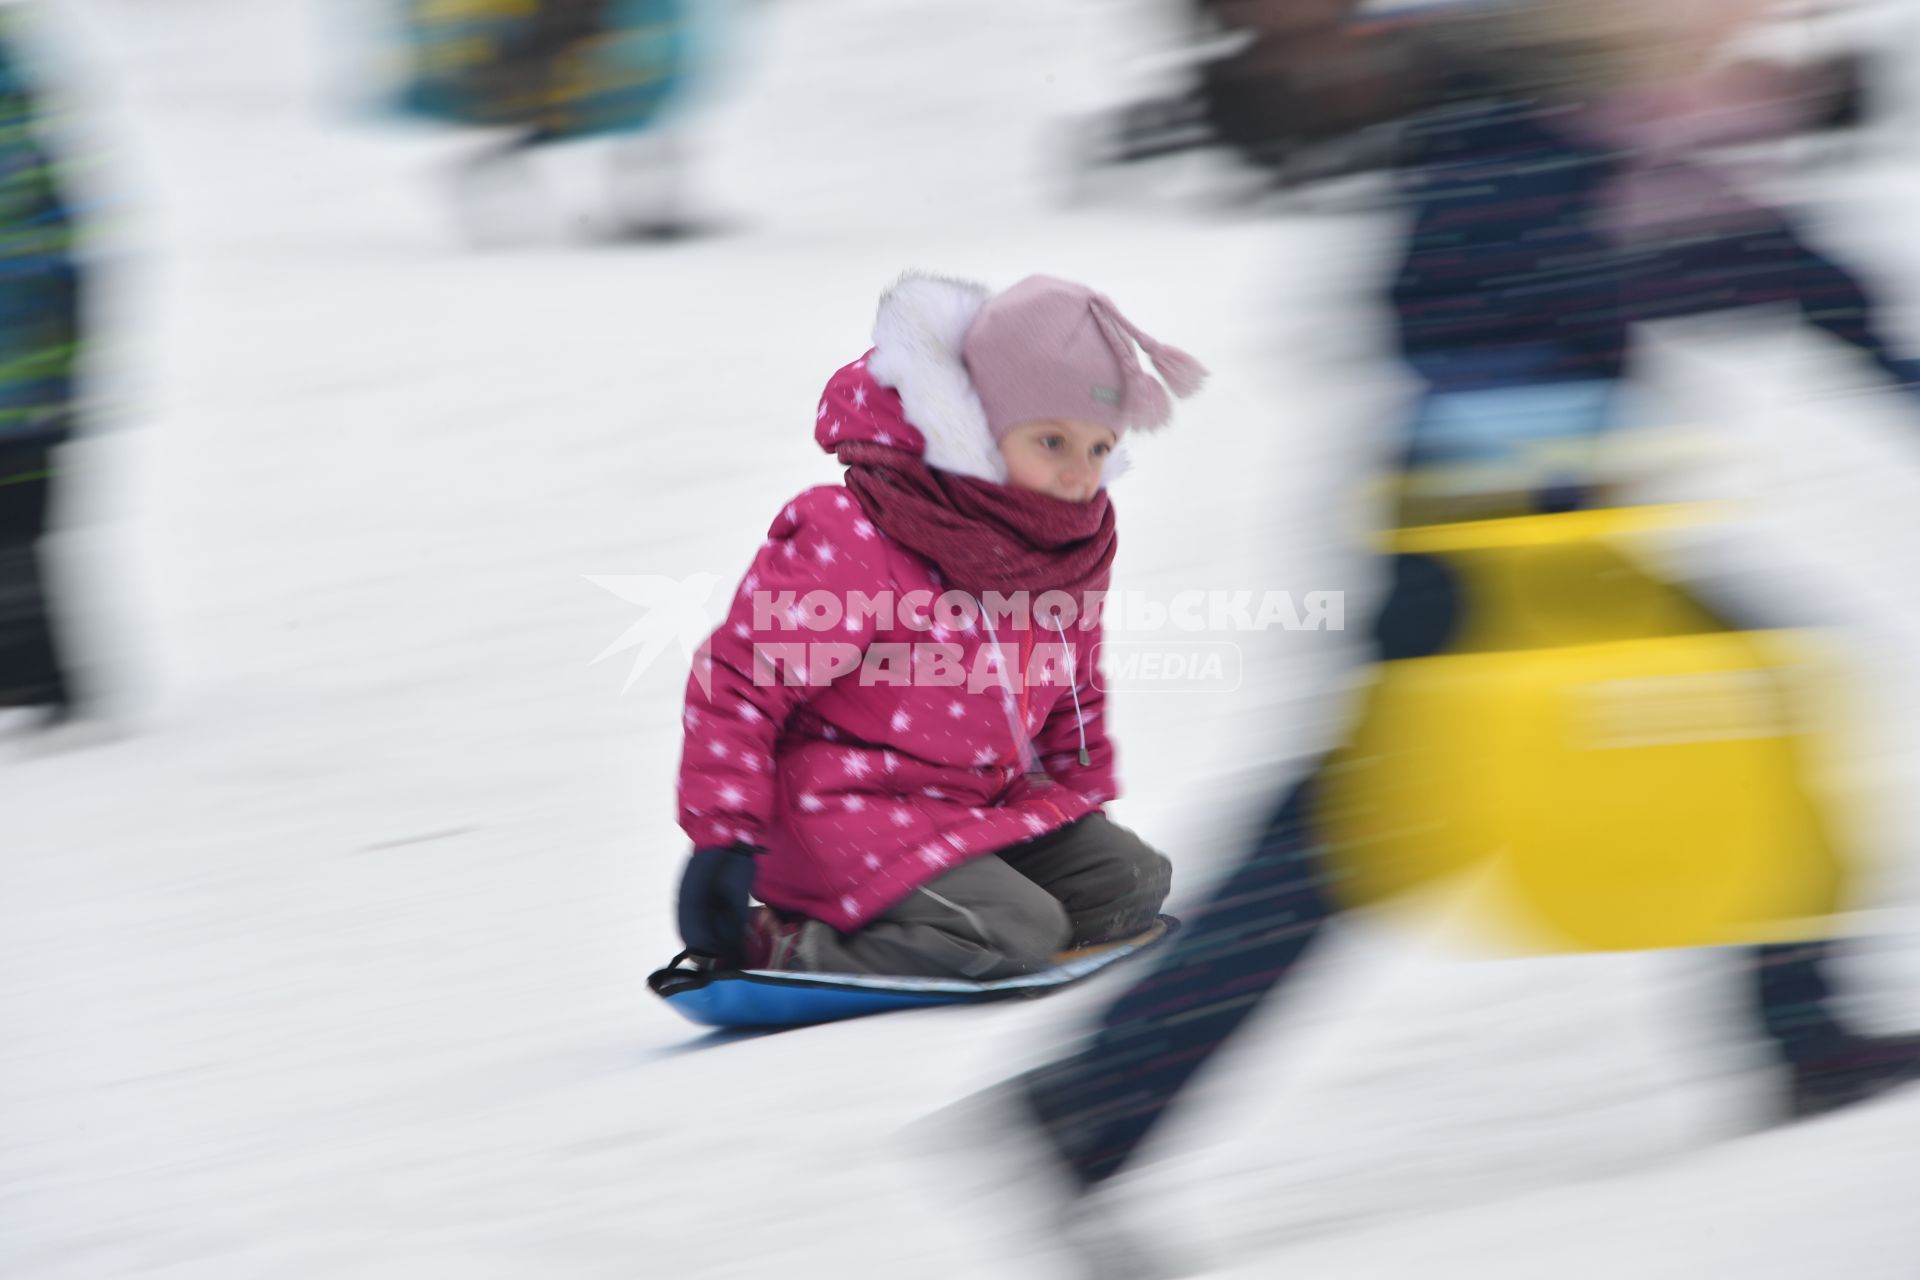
left=676, top=291, right=1119, bottom=932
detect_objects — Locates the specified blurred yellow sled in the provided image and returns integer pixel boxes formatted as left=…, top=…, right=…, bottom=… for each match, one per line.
left=1321, top=502, right=1854, bottom=952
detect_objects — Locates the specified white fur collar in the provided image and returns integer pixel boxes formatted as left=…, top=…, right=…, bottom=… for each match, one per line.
left=867, top=272, right=1130, bottom=487
left=868, top=273, right=1005, bottom=483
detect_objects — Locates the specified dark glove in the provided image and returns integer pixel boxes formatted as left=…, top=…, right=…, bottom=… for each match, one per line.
left=676, top=843, right=759, bottom=968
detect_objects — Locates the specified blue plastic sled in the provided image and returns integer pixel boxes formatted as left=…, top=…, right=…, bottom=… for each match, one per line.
left=649, top=916, right=1180, bottom=1029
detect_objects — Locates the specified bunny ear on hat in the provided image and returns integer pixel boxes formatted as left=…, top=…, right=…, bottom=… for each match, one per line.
left=1134, top=332, right=1209, bottom=399
left=1088, top=295, right=1209, bottom=433
left=1123, top=369, right=1175, bottom=433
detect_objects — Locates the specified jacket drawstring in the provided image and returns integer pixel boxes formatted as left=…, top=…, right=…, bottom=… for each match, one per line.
left=1049, top=613, right=1091, bottom=768
left=981, top=610, right=1040, bottom=773
left=980, top=605, right=1092, bottom=773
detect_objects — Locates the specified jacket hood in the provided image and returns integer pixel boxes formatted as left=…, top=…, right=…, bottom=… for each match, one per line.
left=813, top=272, right=1130, bottom=485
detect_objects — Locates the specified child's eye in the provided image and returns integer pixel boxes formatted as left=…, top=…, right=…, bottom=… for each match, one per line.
left=1091, top=443, right=1111, bottom=458
left=1039, top=436, right=1064, bottom=450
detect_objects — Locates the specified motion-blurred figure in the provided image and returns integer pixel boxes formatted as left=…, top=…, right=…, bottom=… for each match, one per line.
left=396, top=0, right=715, bottom=242
left=0, top=4, right=83, bottom=729
left=1077, top=0, right=1450, bottom=191
left=949, top=0, right=1920, bottom=1266
left=1078, top=0, right=1875, bottom=197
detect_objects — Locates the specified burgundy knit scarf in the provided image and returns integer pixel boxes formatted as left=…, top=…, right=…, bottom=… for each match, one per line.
left=835, top=441, right=1116, bottom=602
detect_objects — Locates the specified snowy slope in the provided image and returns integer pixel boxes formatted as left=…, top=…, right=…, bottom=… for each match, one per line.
left=5, top=1, right=1920, bottom=1276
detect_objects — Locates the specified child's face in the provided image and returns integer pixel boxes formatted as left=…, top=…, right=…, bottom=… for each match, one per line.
left=997, top=419, right=1117, bottom=504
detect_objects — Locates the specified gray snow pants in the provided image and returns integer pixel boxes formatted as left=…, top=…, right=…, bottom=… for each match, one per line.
left=783, top=814, right=1172, bottom=980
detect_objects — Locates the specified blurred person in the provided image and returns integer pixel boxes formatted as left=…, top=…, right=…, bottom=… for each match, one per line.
left=671, top=273, right=1205, bottom=978
left=0, top=2, right=82, bottom=729
left=1086, top=0, right=1875, bottom=198
left=1087, top=0, right=1454, bottom=186
left=940, top=0, right=1920, bottom=1261
left=397, top=0, right=712, bottom=242
left=1192, top=0, right=1447, bottom=169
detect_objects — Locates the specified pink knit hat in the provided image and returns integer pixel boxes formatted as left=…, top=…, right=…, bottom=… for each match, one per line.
left=961, top=275, right=1207, bottom=444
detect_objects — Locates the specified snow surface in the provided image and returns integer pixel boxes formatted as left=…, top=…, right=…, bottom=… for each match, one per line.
left=6, top=1, right=1920, bottom=1276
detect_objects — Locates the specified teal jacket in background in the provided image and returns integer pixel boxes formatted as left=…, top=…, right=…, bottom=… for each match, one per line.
left=398, top=0, right=694, bottom=141
left=0, top=9, right=81, bottom=462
